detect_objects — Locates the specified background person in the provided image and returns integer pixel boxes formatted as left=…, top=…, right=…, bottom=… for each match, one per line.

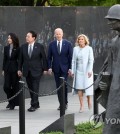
left=47, top=28, right=73, bottom=110
left=71, top=34, right=94, bottom=112
left=18, top=30, right=48, bottom=112
left=2, top=33, right=20, bottom=110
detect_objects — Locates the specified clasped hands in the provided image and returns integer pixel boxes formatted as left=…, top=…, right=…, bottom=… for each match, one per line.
left=48, top=68, right=73, bottom=76
left=17, top=70, right=48, bottom=77
left=98, top=72, right=110, bottom=91
left=99, top=81, right=108, bottom=91
left=70, top=72, right=92, bottom=78
left=17, top=69, right=91, bottom=77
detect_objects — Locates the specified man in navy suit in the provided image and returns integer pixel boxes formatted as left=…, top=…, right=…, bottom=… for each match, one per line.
left=18, top=31, right=48, bottom=112
left=48, top=28, right=73, bottom=110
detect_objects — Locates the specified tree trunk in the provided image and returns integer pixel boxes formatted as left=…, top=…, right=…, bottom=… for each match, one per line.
left=19, top=0, right=34, bottom=6
left=36, top=0, right=48, bottom=6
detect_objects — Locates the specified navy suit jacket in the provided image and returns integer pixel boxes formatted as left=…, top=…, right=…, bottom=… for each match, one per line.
left=18, top=42, right=48, bottom=77
left=48, top=39, right=73, bottom=73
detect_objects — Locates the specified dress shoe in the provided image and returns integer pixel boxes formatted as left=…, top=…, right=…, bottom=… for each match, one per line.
left=35, top=105, right=40, bottom=109
left=28, top=106, right=36, bottom=112
left=88, top=104, right=92, bottom=110
left=9, top=105, right=15, bottom=110
left=57, top=104, right=68, bottom=110
left=79, top=107, right=84, bottom=113
left=66, top=104, right=68, bottom=109
left=57, top=106, right=60, bottom=110
left=6, top=104, right=10, bottom=109
left=79, top=109, right=83, bottom=113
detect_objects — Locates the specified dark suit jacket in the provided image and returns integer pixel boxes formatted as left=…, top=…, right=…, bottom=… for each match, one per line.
left=18, top=42, right=48, bottom=77
left=48, top=39, right=73, bottom=73
left=2, top=45, right=19, bottom=73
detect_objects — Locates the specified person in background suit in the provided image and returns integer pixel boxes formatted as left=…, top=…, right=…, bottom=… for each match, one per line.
left=18, top=30, right=48, bottom=112
left=71, top=34, right=94, bottom=113
left=47, top=28, right=73, bottom=110
left=2, top=33, right=20, bottom=110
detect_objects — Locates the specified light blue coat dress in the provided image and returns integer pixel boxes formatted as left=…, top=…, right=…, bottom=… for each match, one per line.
left=71, top=45, right=94, bottom=96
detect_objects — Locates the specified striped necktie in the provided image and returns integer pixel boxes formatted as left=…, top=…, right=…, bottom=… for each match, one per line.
left=28, top=45, right=32, bottom=58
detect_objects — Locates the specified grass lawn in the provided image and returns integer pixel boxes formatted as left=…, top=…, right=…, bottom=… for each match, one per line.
left=39, top=122, right=103, bottom=134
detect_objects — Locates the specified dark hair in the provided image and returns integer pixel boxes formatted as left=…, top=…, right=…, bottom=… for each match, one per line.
left=8, top=33, right=19, bottom=48
left=28, top=30, right=37, bottom=39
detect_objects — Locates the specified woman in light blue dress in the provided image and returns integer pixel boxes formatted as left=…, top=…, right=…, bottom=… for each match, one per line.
left=71, top=34, right=94, bottom=112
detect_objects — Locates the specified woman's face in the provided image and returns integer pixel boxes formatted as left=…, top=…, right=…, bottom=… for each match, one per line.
left=78, top=36, right=86, bottom=47
left=7, top=35, right=13, bottom=45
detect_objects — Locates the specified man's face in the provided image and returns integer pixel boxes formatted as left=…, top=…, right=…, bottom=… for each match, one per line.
left=54, top=29, right=63, bottom=41
left=26, top=32, right=35, bottom=44
left=107, top=19, right=120, bottom=31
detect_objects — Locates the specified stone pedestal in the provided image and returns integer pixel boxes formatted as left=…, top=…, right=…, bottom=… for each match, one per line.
left=40, top=113, right=74, bottom=134
left=0, top=126, right=11, bottom=134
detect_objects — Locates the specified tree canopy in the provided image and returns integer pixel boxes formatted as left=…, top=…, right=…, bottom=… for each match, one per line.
left=0, top=0, right=119, bottom=6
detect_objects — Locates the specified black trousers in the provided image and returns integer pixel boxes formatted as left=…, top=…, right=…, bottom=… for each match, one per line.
left=4, top=72, right=20, bottom=106
left=26, top=71, right=41, bottom=107
left=54, top=69, right=68, bottom=105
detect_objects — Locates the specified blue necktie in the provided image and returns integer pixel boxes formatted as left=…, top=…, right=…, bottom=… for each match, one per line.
left=57, top=41, right=60, bottom=54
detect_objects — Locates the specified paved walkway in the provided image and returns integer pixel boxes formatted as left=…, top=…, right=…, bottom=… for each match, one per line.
left=0, top=93, right=104, bottom=134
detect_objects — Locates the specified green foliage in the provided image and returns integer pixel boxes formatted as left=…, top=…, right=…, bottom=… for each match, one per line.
left=101, top=0, right=118, bottom=6
left=39, top=122, right=103, bottom=134
left=48, top=0, right=78, bottom=6
left=75, top=122, right=103, bottom=134
left=41, top=0, right=119, bottom=6
left=39, top=132, right=63, bottom=134
left=0, top=0, right=119, bottom=6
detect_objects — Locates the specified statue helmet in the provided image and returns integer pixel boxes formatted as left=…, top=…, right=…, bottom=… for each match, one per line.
left=105, top=4, right=120, bottom=20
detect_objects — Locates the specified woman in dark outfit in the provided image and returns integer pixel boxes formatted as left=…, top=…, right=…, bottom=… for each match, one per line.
left=2, top=33, right=20, bottom=110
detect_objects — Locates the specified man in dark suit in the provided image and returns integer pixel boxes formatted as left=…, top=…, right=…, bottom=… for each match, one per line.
left=18, top=30, right=48, bottom=112
left=48, top=28, right=73, bottom=110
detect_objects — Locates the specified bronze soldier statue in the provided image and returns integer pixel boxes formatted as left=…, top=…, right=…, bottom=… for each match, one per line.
left=95, top=4, right=120, bottom=134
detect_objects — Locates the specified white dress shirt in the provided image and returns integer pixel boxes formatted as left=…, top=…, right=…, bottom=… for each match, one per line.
left=57, top=40, right=62, bottom=52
